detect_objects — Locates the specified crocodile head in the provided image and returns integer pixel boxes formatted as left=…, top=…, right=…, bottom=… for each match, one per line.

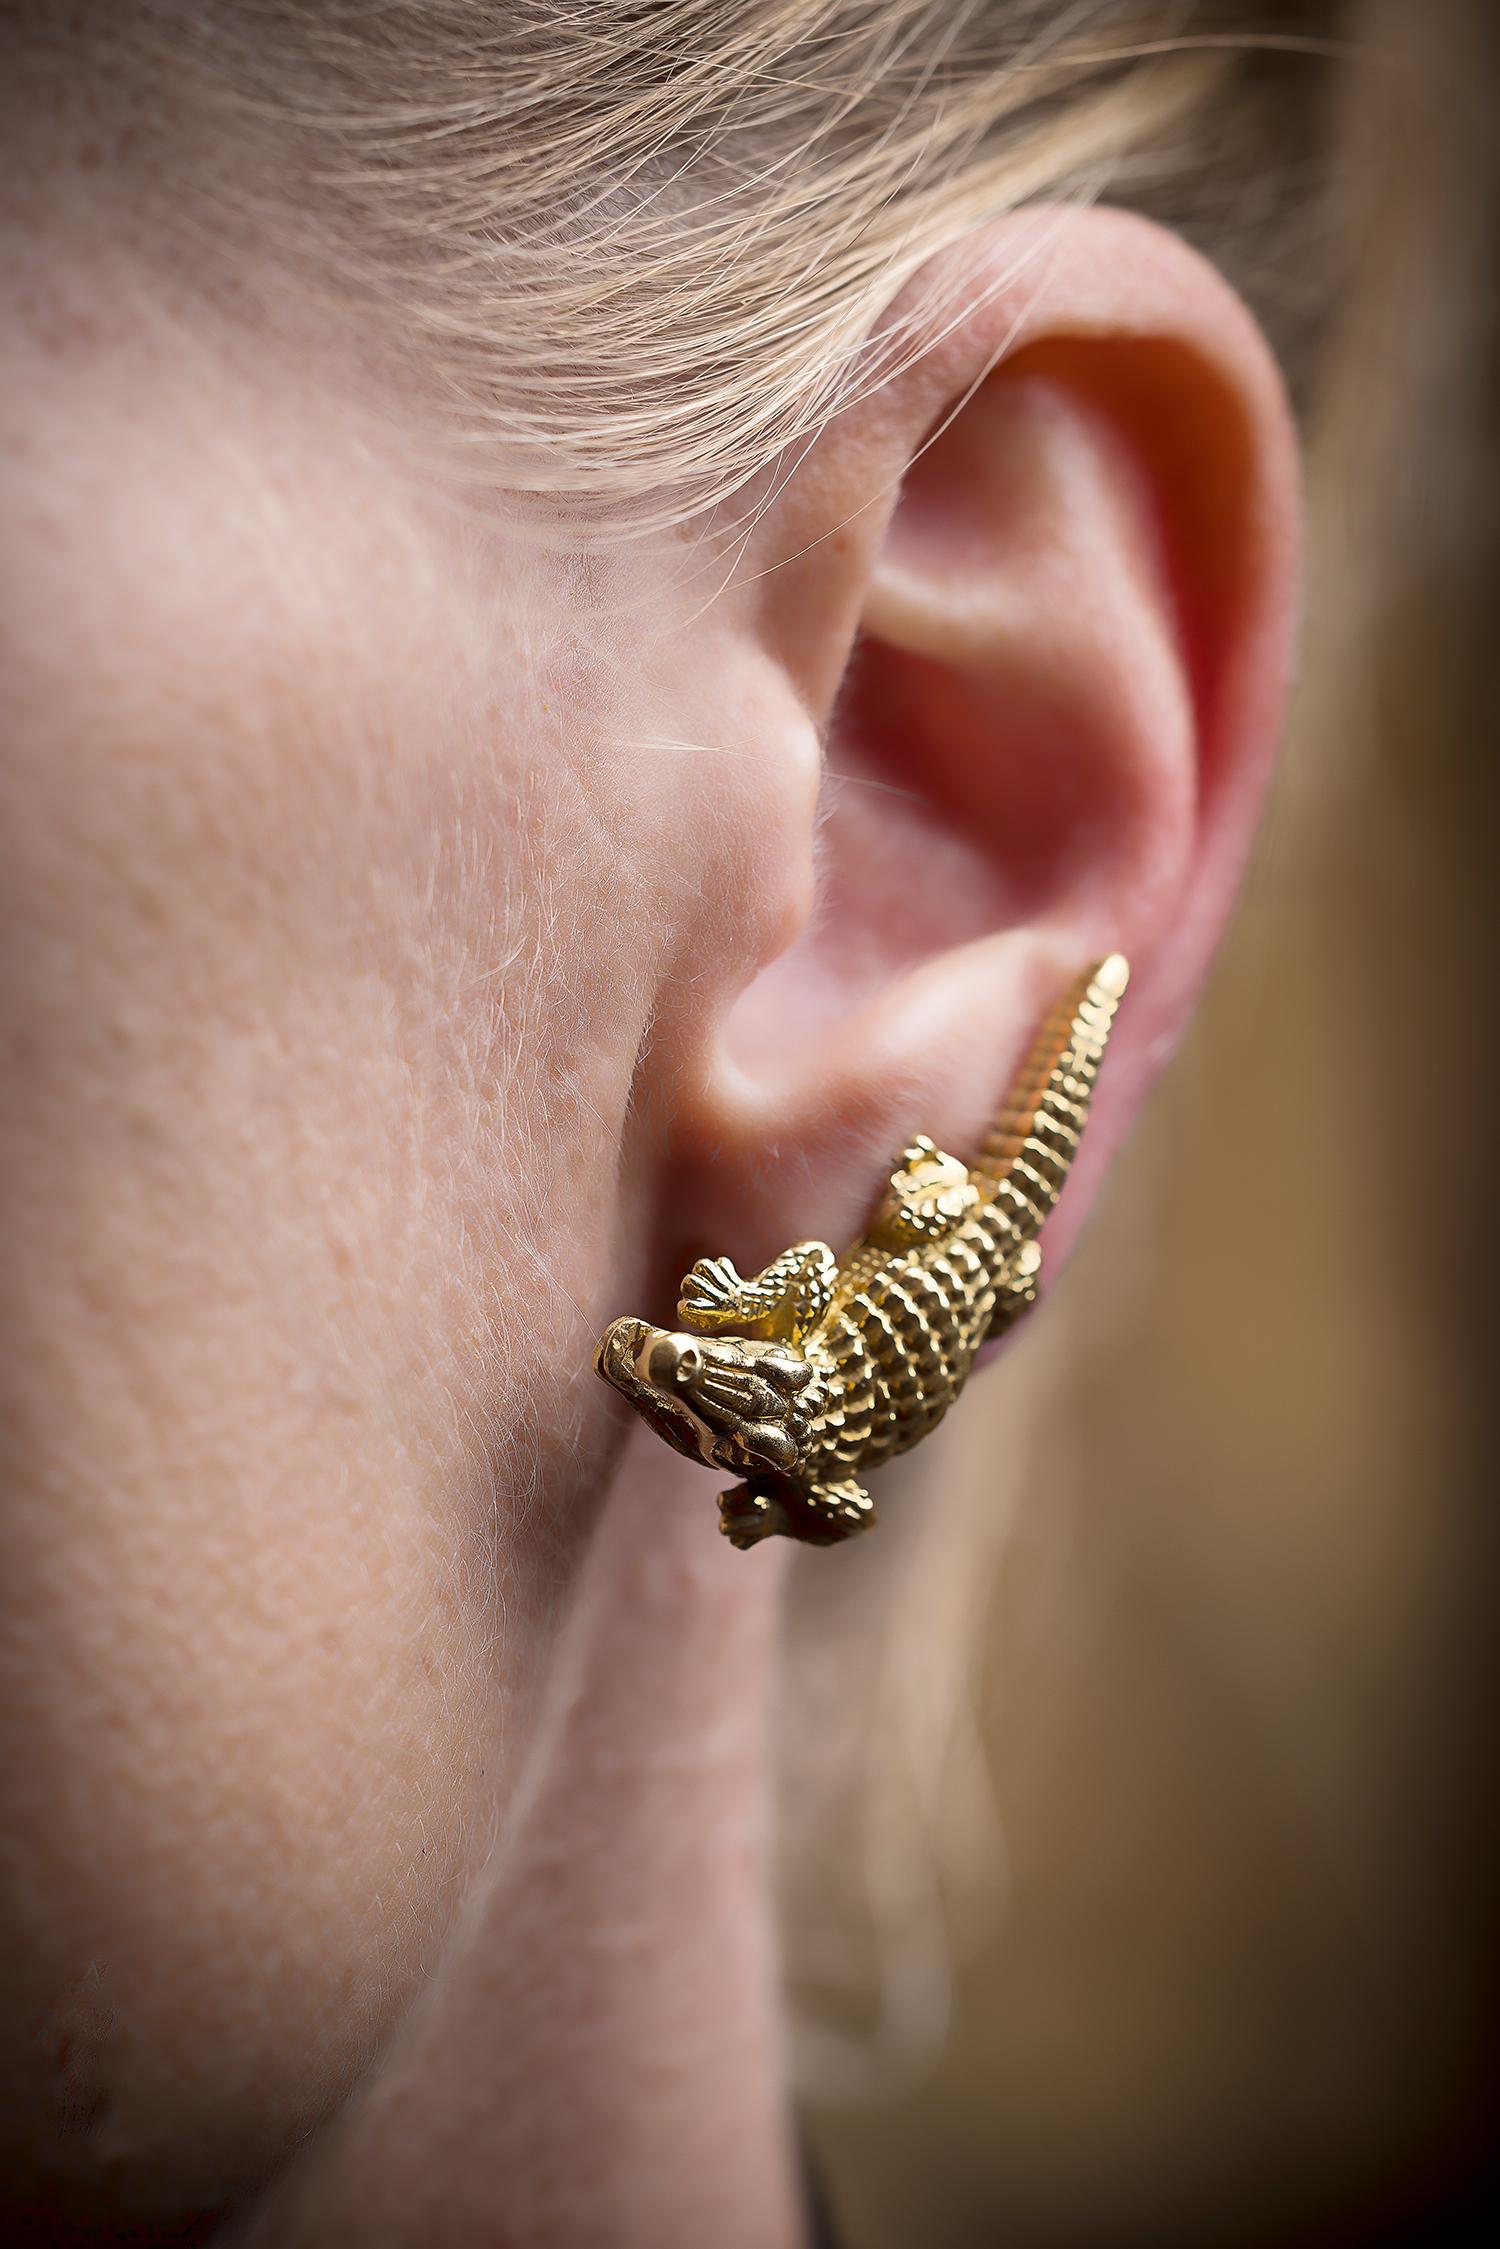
left=595, top=1318, right=817, bottom=1479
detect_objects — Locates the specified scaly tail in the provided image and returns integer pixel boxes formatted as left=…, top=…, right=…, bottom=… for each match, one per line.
left=973, top=955, right=1129, bottom=1240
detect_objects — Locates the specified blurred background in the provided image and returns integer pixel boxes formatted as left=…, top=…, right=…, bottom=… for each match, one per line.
left=793, top=7, right=1497, bottom=2241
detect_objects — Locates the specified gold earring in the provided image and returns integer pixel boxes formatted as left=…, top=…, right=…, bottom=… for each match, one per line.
left=595, top=955, right=1129, bottom=1550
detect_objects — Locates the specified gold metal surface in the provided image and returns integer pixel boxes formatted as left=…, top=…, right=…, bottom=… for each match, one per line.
left=596, top=956, right=1129, bottom=1548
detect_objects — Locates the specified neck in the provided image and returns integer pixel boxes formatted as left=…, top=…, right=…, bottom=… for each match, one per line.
left=244, top=1433, right=805, bottom=2249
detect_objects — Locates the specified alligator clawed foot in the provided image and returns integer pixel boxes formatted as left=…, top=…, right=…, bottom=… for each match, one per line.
left=718, top=1483, right=787, bottom=1549
left=717, top=1478, right=876, bottom=1549
left=679, top=1255, right=746, bottom=1329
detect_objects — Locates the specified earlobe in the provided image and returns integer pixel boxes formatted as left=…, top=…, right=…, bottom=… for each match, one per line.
left=681, top=205, right=1299, bottom=1268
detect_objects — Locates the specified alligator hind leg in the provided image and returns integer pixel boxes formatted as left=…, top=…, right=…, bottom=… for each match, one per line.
left=679, top=1239, right=837, bottom=1344
left=868, top=1136, right=979, bottom=1250
left=986, top=1239, right=1042, bottom=1339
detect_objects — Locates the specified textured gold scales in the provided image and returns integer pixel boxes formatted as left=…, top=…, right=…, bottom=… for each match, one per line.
left=594, top=955, right=1129, bottom=1548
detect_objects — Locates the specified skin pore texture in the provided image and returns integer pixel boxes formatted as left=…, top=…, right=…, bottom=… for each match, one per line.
left=0, top=113, right=1299, bottom=2249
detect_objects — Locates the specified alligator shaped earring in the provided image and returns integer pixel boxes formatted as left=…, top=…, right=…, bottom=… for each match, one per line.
left=595, top=955, right=1129, bottom=1549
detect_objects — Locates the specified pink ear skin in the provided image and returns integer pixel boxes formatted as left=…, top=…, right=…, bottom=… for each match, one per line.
left=674, top=206, right=1299, bottom=1297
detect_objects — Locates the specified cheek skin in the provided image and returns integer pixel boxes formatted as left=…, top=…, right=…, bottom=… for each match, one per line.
left=0, top=355, right=669, bottom=2223
left=0, top=253, right=802, bottom=2226
left=0, top=886, right=514, bottom=2203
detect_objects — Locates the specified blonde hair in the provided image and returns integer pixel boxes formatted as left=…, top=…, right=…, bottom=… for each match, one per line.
left=127, top=1, right=1343, bottom=534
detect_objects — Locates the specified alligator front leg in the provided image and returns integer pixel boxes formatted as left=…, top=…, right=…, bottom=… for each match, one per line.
left=717, top=1475, right=875, bottom=1550
left=678, top=1239, right=837, bottom=1344
left=717, top=1482, right=786, bottom=1549
left=804, top=1476, right=876, bottom=1540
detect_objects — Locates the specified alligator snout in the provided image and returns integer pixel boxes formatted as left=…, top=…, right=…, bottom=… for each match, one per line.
left=595, top=1314, right=816, bottom=1480
left=594, top=1316, right=650, bottom=1391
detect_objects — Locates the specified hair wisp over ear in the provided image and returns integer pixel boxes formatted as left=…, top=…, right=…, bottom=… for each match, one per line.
left=127, top=1, right=1340, bottom=534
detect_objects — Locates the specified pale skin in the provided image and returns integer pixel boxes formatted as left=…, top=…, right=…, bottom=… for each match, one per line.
left=0, top=118, right=1300, bottom=2249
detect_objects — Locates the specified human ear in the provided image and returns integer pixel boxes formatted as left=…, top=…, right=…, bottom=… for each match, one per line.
left=674, top=205, right=1300, bottom=1276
